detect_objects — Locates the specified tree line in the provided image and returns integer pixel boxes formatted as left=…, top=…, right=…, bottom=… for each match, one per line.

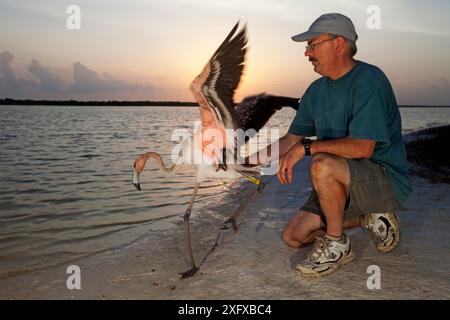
left=0, top=98, right=199, bottom=106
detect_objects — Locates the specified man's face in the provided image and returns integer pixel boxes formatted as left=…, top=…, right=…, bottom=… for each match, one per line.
left=305, top=34, right=338, bottom=76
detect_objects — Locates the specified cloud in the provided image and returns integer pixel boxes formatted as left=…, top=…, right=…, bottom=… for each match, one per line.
left=397, top=78, right=450, bottom=106
left=0, top=51, right=15, bottom=79
left=386, top=25, right=450, bottom=38
left=0, top=51, right=155, bottom=100
left=173, top=0, right=309, bottom=23
left=0, top=51, right=38, bottom=97
left=27, top=59, right=66, bottom=92
left=70, top=61, right=149, bottom=93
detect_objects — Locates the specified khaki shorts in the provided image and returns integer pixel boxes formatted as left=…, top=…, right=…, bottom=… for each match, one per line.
left=301, top=158, right=399, bottom=226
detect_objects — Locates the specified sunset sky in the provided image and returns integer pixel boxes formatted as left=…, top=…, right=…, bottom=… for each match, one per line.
left=1, top=0, right=449, bottom=104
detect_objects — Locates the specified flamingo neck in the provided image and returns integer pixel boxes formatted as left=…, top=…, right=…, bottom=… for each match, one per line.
left=144, top=152, right=178, bottom=174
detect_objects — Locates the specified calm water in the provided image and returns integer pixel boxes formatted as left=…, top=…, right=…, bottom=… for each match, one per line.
left=0, top=105, right=449, bottom=279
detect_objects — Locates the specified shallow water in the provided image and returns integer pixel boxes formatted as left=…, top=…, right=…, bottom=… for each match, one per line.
left=0, top=105, right=448, bottom=279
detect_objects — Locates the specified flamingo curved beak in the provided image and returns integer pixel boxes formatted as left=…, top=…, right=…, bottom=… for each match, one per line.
left=132, top=169, right=141, bottom=191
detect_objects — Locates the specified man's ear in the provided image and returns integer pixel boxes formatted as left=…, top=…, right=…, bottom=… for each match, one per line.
left=335, top=36, right=346, bottom=53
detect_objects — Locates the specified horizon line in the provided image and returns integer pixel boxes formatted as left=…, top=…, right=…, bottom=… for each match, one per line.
left=0, top=98, right=449, bottom=108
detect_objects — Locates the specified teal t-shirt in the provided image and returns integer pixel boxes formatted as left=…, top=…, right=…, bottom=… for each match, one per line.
left=288, top=61, right=412, bottom=204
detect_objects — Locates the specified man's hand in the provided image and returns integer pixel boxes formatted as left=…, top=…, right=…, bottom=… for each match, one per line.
left=277, top=142, right=305, bottom=184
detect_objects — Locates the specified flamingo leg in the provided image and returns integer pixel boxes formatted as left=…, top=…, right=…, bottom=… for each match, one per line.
left=180, top=182, right=200, bottom=279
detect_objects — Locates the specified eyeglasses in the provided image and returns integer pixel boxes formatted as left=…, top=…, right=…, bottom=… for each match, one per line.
left=305, top=37, right=336, bottom=51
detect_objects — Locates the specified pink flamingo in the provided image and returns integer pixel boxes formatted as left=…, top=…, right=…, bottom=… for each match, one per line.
left=132, top=22, right=298, bottom=278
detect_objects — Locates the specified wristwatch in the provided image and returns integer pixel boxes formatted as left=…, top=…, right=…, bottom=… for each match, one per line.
left=302, top=138, right=313, bottom=156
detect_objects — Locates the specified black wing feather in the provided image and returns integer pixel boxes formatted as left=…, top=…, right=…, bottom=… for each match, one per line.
left=236, top=94, right=299, bottom=134
left=202, top=22, right=247, bottom=129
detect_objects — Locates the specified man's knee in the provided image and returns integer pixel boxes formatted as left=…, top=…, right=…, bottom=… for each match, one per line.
left=281, top=210, right=322, bottom=248
left=281, top=228, right=308, bottom=248
left=282, top=218, right=305, bottom=248
left=310, top=153, right=349, bottom=188
left=310, top=153, right=335, bottom=181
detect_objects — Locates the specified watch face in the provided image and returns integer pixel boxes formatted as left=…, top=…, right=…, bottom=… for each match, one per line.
left=303, top=138, right=312, bottom=155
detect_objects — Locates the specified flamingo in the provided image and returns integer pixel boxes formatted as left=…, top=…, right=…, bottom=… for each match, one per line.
left=132, top=22, right=299, bottom=278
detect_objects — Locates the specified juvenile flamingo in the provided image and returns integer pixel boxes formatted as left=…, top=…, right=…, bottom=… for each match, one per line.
left=132, top=22, right=298, bottom=278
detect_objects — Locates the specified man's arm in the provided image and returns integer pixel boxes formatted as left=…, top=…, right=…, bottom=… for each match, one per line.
left=310, top=138, right=376, bottom=158
left=245, top=133, right=304, bottom=165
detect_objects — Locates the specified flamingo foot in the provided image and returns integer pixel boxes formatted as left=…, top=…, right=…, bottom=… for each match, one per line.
left=223, top=217, right=238, bottom=231
left=179, top=266, right=199, bottom=279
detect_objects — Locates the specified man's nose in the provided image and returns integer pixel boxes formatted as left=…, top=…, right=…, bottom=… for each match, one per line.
left=304, top=49, right=311, bottom=57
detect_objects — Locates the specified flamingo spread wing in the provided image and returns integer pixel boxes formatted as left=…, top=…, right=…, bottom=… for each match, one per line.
left=235, top=94, right=300, bottom=138
left=190, top=22, right=247, bottom=156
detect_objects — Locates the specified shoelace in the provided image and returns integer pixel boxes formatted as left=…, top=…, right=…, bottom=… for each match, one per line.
left=307, top=237, right=332, bottom=262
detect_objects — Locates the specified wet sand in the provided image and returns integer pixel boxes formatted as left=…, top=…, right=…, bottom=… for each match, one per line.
left=1, top=128, right=449, bottom=299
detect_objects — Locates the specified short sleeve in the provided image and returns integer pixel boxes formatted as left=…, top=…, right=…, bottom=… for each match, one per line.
left=288, top=93, right=315, bottom=137
left=348, top=88, right=390, bottom=143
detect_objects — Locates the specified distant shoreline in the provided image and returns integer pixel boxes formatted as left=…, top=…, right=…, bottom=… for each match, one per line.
left=0, top=98, right=198, bottom=106
left=0, top=98, right=449, bottom=107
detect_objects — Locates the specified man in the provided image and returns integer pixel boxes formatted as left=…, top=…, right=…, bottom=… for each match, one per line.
left=249, top=13, right=412, bottom=277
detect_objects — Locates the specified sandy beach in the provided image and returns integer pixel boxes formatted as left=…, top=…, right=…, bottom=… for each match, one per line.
left=1, top=128, right=449, bottom=300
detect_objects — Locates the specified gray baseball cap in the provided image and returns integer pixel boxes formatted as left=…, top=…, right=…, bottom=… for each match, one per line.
left=292, top=13, right=358, bottom=42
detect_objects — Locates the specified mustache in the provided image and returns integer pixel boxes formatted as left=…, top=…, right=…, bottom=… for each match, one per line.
left=309, top=57, right=317, bottom=62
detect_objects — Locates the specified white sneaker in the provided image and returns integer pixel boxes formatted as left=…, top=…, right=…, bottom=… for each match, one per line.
left=361, top=212, right=400, bottom=253
left=296, top=234, right=355, bottom=277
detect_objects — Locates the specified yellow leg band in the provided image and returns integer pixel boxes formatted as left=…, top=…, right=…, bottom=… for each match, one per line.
left=246, top=176, right=261, bottom=185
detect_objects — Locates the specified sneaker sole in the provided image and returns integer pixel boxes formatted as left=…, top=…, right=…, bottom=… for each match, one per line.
left=296, top=250, right=356, bottom=278
left=377, top=212, right=400, bottom=253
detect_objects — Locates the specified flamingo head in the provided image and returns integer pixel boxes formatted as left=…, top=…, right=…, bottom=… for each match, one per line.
left=132, top=158, right=144, bottom=191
